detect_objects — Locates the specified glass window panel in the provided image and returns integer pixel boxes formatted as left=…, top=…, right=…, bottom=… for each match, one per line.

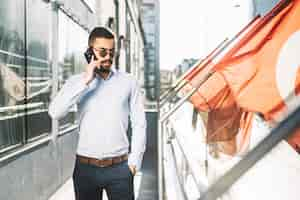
left=26, top=0, right=51, bottom=139
left=82, top=0, right=96, bottom=12
left=58, top=11, right=88, bottom=131
left=0, top=0, right=26, bottom=151
left=126, top=8, right=131, bottom=73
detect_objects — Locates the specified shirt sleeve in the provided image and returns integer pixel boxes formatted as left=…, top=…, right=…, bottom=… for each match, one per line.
left=127, top=79, right=147, bottom=171
left=48, top=74, right=88, bottom=120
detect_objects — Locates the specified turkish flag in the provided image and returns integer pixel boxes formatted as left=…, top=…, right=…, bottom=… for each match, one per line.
left=216, top=0, right=299, bottom=120
left=181, top=15, right=262, bottom=111
left=178, top=12, right=262, bottom=155
left=214, top=0, right=300, bottom=152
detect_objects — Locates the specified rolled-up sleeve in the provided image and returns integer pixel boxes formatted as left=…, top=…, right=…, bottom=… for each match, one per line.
left=127, top=79, right=147, bottom=171
left=48, top=74, right=88, bottom=120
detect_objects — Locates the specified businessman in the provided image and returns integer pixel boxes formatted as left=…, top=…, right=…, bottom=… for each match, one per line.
left=48, top=27, right=146, bottom=200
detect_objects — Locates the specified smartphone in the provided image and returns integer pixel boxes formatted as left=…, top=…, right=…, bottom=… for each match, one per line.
left=84, top=47, right=102, bottom=74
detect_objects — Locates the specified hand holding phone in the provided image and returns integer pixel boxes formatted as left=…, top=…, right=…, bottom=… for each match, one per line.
left=83, top=48, right=101, bottom=85
left=84, top=47, right=106, bottom=75
left=84, top=47, right=97, bottom=64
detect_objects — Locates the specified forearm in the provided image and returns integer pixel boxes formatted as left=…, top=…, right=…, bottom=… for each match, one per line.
left=128, top=125, right=147, bottom=171
left=49, top=75, right=88, bottom=120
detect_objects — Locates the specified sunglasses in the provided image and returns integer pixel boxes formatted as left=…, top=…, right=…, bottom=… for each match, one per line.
left=93, top=47, right=115, bottom=58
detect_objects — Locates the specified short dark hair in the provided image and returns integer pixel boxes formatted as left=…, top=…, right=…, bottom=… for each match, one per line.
left=88, top=27, right=114, bottom=46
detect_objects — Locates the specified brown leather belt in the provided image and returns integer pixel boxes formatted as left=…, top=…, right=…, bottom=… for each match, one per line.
left=76, top=154, right=128, bottom=168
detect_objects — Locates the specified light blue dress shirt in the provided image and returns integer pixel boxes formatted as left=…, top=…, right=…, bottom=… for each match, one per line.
left=48, top=70, right=147, bottom=170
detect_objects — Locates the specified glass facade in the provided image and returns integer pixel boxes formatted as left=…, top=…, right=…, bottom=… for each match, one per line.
left=26, top=0, right=51, bottom=140
left=0, top=0, right=89, bottom=153
left=0, top=0, right=25, bottom=151
left=141, top=1, right=159, bottom=101
left=254, top=0, right=280, bottom=15
left=0, top=0, right=52, bottom=151
left=124, top=3, right=144, bottom=80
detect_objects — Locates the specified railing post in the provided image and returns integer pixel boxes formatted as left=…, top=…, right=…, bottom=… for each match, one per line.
left=158, top=119, right=165, bottom=200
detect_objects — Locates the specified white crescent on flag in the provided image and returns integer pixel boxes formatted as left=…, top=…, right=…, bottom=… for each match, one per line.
left=276, top=30, right=300, bottom=108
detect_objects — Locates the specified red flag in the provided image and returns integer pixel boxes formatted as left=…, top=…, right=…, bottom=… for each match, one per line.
left=183, top=72, right=254, bottom=155
left=216, top=0, right=298, bottom=120
left=178, top=12, right=262, bottom=155
left=182, top=15, right=263, bottom=111
left=215, top=0, right=300, bottom=152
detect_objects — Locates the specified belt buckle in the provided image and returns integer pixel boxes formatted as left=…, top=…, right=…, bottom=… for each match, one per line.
left=98, top=163, right=106, bottom=167
left=99, top=158, right=113, bottom=167
left=97, top=159, right=106, bottom=168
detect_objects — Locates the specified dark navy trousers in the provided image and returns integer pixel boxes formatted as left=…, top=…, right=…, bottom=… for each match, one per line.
left=72, top=158, right=134, bottom=200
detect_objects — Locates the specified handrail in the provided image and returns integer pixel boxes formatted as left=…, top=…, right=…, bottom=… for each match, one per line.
left=172, top=134, right=208, bottom=194
left=158, top=72, right=212, bottom=200
left=165, top=138, right=189, bottom=199
left=199, top=104, right=300, bottom=200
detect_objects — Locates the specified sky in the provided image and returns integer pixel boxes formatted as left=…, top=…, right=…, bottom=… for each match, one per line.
left=159, top=0, right=255, bottom=70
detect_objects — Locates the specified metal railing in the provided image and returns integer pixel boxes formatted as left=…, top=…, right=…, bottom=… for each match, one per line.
left=159, top=88, right=300, bottom=200
left=158, top=72, right=213, bottom=200
left=158, top=66, right=300, bottom=199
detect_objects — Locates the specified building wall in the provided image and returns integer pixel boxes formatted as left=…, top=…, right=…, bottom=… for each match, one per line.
left=141, top=0, right=160, bottom=103
left=253, top=0, right=281, bottom=15
left=159, top=70, right=172, bottom=94
left=0, top=1, right=145, bottom=199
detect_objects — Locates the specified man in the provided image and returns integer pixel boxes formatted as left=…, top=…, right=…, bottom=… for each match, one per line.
left=48, top=27, right=146, bottom=200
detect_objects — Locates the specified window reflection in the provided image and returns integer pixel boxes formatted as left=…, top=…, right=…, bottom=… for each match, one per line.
left=0, top=0, right=25, bottom=151
left=26, top=0, right=51, bottom=139
left=0, top=0, right=53, bottom=152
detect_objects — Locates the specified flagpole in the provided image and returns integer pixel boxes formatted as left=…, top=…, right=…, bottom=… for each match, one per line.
left=159, top=38, right=228, bottom=102
left=159, top=39, right=228, bottom=107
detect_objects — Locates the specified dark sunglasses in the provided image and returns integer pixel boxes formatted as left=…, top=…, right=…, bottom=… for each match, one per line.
left=93, top=47, right=115, bottom=58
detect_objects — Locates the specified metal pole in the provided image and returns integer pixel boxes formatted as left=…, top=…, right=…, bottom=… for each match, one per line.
left=159, top=38, right=228, bottom=103
left=158, top=120, right=165, bottom=200
left=160, top=72, right=213, bottom=124
left=159, top=56, right=214, bottom=108
left=159, top=58, right=204, bottom=101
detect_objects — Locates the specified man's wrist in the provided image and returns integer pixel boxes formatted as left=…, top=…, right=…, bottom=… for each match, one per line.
left=83, top=73, right=92, bottom=85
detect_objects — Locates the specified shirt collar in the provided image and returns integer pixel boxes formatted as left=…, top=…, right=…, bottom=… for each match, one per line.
left=96, top=67, right=116, bottom=81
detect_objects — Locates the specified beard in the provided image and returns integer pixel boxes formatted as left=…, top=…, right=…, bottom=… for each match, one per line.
left=95, top=59, right=113, bottom=73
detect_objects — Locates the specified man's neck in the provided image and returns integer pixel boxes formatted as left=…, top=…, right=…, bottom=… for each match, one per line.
left=99, top=71, right=110, bottom=80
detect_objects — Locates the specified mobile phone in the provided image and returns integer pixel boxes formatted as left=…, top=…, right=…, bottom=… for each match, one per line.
left=84, top=47, right=102, bottom=74
left=84, top=47, right=97, bottom=64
